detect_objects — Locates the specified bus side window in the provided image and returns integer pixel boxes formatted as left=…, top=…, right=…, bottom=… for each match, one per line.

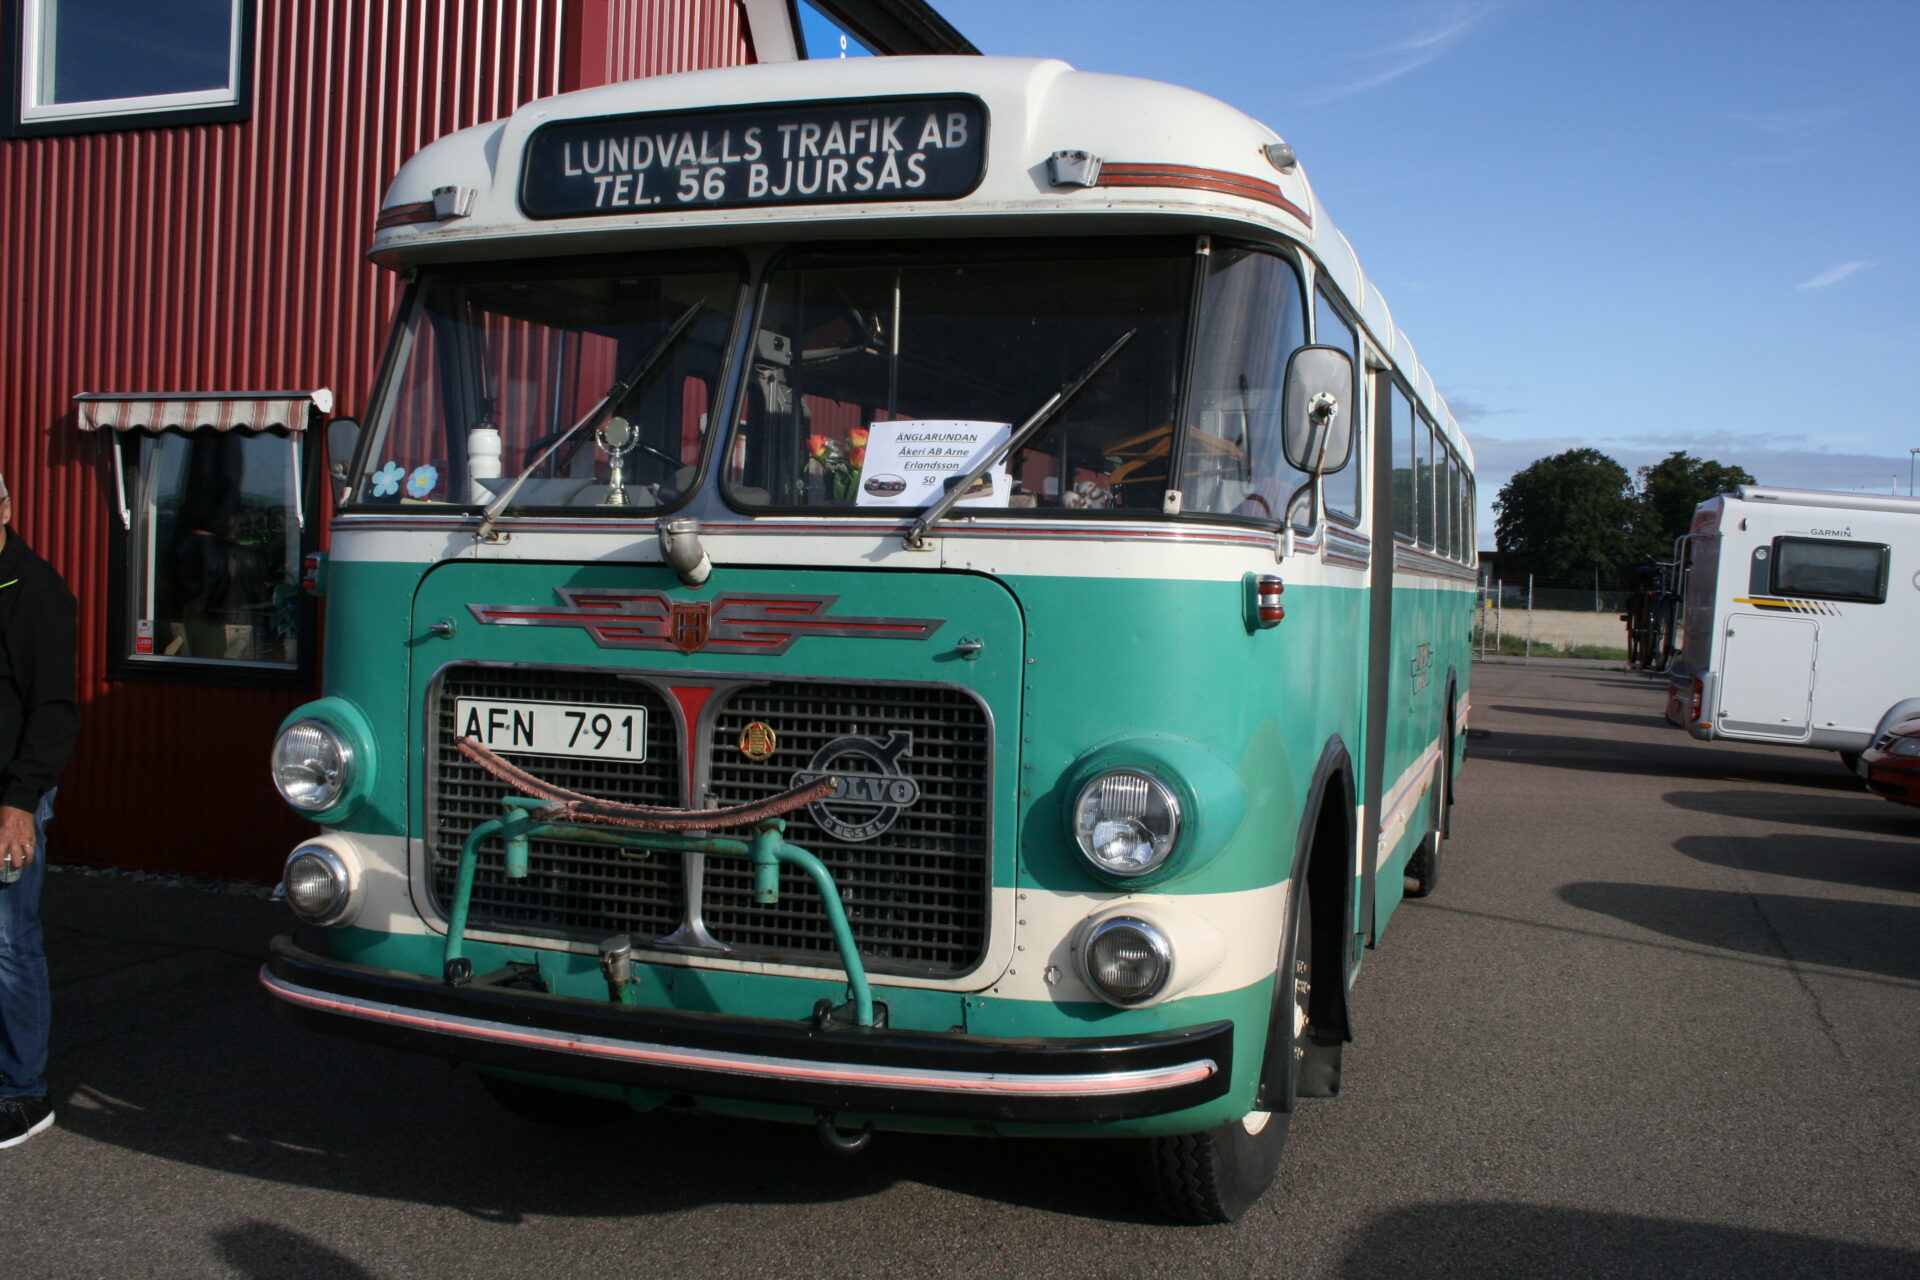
left=1391, top=385, right=1415, bottom=540
left=1314, top=287, right=1362, bottom=524
left=1178, top=246, right=1309, bottom=523
left=1443, top=447, right=1460, bottom=559
left=1413, top=416, right=1428, bottom=545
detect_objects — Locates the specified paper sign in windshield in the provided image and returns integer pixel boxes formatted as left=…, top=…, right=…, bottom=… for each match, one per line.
left=856, top=421, right=1012, bottom=508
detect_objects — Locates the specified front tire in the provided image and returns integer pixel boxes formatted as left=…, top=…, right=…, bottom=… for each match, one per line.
left=1147, top=888, right=1312, bottom=1223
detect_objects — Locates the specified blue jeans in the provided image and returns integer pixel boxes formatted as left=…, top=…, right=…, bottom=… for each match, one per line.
left=0, top=789, right=52, bottom=1101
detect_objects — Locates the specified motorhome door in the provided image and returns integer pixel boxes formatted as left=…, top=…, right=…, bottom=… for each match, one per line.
left=1718, top=613, right=1816, bottom=739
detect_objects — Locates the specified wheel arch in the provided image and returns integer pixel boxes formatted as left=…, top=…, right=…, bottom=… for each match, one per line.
left=1255, top=735, right=1355, bottom=1111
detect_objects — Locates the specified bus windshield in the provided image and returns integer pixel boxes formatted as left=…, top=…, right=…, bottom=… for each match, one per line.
left=726, top=240, right=1192, bottom=514
left=347, top=238, right=1314, bottom=524
left=349, top=252, right=742, bottom=512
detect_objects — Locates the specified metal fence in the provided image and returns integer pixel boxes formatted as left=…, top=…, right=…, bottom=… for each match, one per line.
left=1473, top=577, right=1637, bottom=662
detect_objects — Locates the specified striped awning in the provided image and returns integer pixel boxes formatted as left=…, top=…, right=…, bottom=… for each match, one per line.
left=74, top=388, right=334, bottom=433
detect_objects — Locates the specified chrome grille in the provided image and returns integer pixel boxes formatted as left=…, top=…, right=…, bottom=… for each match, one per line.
left=705, top=681, right=992, bottom=976
left=425, top=668, right=994, bottom=978
left=427, top=666, right=685, bottom=941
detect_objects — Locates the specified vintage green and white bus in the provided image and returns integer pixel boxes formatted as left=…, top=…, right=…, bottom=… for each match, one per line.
left=262, top=56, right=1476, bottom=1222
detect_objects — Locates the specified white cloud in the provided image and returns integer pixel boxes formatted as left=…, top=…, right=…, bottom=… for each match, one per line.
left=1796, top=260, right=1874, bottom=290
left=1304, top=2, right=1504, bottom=105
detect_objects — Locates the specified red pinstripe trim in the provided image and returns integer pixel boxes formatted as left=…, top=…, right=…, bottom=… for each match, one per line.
left=1095, top=163, right=1312, bottom=226
left=375, top=200, right=437, bottom=230
left=260, top=971, right=1217, bottom=1097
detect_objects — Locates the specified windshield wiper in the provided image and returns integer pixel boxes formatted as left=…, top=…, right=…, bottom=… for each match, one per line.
left=475, top=299, right=705, bottom=540
left=904, top=329, right=1134, bottom=549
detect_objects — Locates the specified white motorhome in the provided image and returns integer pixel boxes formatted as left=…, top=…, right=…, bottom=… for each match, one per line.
left=1665, top=486, right=1920, bottom=757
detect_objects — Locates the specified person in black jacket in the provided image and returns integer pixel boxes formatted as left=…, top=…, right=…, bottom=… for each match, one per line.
left=0, top=473, right=79, bottom=1150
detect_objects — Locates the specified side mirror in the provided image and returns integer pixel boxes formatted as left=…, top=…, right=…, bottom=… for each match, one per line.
left=1281, top=345, right=1355, bottom=475
left=326, top=417, right=361, bottom=503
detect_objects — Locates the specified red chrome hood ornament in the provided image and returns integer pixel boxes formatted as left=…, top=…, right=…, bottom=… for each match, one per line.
left=468, top=589, right=943, bottom=655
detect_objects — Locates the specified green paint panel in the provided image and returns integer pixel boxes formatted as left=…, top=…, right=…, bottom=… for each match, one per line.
left=1009, top=575, right=1367, bottom=898
left=311, top=550, right=1474, bottom=1139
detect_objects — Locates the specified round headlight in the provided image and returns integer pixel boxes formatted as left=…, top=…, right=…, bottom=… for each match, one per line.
left=1073, top=770, right=1182, bottom=876
left=273, top=719, right=352, bottom=812
left=1082, top=917, right=1172, bottom=1006
left=283, top=846, right=353, bottom=924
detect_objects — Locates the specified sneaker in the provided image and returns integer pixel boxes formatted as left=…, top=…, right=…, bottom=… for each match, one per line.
left=0, top=1095, right=53, bottom=1149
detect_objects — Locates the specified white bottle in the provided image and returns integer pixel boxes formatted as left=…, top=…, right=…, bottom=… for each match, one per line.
left=468, top=422, right=502, bottom=505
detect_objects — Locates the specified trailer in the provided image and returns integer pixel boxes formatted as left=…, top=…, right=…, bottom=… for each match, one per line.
left=1665, top=485, right=1920, bottom=757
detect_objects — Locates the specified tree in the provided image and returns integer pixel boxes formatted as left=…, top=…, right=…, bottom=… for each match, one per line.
left=1494, top=448, right=1637, bottom=583
left=1635, top=451, right=1755, bottom=556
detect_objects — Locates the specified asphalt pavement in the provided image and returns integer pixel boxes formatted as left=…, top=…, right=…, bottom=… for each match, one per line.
left=5, top=661, right=1918, bottom=1278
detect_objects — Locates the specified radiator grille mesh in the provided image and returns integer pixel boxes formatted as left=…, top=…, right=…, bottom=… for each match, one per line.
left=425, top=667, right=992, bottom=975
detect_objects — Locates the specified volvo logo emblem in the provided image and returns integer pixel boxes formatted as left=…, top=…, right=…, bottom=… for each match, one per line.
left=792, top=731, right=919, bottom=842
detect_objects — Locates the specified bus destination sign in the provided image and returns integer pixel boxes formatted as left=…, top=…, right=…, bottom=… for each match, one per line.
left=521, top=96, right=987, bottom=219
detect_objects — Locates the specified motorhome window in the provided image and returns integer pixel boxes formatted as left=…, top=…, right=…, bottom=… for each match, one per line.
left=1770, top=536, right=1890, bottom=603
left=1180, top=247, right=1309, bottom=523
left=349, top=255, right=741, bottom=514
left=1313, top=287, right=1362, bottom=524
left=726, top=241, right=1190, bottom=514
left=1390, top=385, right=1415, bottom=540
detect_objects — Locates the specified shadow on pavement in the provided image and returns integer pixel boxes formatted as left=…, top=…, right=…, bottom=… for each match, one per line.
left=1473, top=729, right=1862, bottom=790
left=1672, top=831, right=1920, bottom=894
left=217, top=1223, right=379, bottom=1280
left=1664, top=788, right=1920, bottom=841
left=1557, top=881, right=1920, bottom=982
left=1339, top=1202, right=1918, bottom=1279
left=1488, top=702, right=1672, bottom=730
left=44, top=878, right=1149, bottom=1225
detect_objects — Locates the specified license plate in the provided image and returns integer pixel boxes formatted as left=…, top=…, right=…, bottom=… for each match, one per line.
left=454, top=698, right=647, bottom=762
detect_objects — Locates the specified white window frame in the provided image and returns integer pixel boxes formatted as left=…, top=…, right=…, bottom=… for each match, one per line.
left=17, top=0, right=246, bottom=125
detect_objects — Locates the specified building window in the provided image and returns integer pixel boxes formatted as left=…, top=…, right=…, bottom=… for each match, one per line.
left=4, top=0, right=252, bottom=137
left=77, top=391, right=321, bottom=687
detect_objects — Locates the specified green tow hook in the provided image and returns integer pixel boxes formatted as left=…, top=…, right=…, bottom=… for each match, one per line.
left=747, top=821, right=873, bottom=1028
left=440, top=803, right=875, bottom=1027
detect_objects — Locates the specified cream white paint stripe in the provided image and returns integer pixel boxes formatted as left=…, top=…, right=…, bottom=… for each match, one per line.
left=322, top=521, right=1410, bottom=587
left=1376, top=739, right=1442, bottom=870
left=321, top=827, right=1294, bottom=1005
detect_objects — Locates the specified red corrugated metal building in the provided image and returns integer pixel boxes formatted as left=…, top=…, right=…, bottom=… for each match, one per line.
left=0, top=0, right=973, bottom=880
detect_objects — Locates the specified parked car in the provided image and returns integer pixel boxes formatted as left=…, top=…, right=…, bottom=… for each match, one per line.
left=1858, top=700, right=1920, bottom=808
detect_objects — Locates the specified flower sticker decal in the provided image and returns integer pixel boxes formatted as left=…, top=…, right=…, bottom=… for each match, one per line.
left=405, top=464, right=440, bottom=499
left=371, top=461, right=406, bottom=497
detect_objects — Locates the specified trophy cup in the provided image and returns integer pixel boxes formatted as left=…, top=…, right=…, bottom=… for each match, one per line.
left=597, top=415, right=636, bottom=506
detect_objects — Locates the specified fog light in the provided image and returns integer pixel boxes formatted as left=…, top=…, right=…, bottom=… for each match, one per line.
left=1082, top=917, right=1172, bottom=1006
left=283, top=846, right=353, bottom=925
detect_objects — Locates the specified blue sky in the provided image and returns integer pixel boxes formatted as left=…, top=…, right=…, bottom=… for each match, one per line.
left=812, top=1, right=1920, bottom=545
